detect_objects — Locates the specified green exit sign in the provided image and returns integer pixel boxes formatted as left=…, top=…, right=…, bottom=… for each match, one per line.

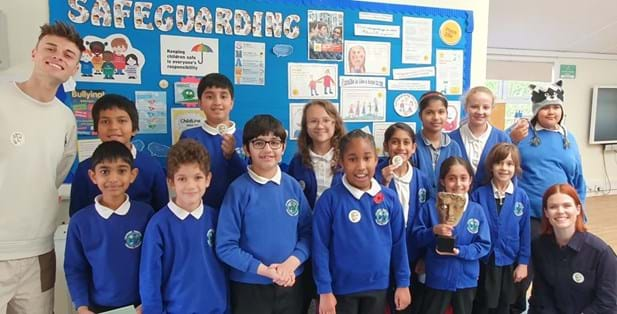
left=560, top=64, right=576, bottom=79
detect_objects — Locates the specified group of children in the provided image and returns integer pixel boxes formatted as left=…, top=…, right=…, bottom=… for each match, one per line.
left=64, top=72, right=534, bottom=314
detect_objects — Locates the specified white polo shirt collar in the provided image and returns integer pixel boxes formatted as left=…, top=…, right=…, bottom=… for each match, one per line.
left=168, top=200, right=204, bottom=220
left=247, top=166, right=282, bottom=185
left=94, top=194, right=131, bottom=219
left=342, top=175, right=381, bottom=200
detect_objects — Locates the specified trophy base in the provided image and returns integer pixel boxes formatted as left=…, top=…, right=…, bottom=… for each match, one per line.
left=436, top=235, right=455, bottom=253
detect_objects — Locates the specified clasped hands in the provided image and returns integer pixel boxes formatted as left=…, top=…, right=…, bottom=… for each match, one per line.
left=257, top=256, right=301, bottom=287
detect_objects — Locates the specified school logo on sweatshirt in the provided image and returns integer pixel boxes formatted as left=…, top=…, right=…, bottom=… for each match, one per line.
left=207, top=228, right=215, bottom=247
left=514, top=202, right=524, bottom=217
left=10, top=132, right=25, bottom=146
left=375, top=208, right=390, bottom=226
left=466, top=218, right=480, bottom=234
left=418, top=188, right=427, bottom=203
left=124, top=230, right=143, bottom=249
left=285, top=199, right=300, bottom=216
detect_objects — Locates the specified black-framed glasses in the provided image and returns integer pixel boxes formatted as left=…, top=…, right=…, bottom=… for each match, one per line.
left=250, top=139, right=283, bottom=150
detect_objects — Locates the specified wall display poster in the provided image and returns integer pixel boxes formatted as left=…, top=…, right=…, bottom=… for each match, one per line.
left=174, top=82, right=199, bottom=106
left=71, top=89, right=105, bottom=136
left=288, top=63, right=338, bottom=99
left=340, top=87, right=386, bottom=122
left=234, top=41, right=266, bottom=85
left=308, top=10, right=344, bottom=61
left=436, top=49, right=464, bottom=95
left=402, top=17, right=432, bottom=64
left=135, top=91, right=167, bottom=134
left=393, top=93, right=418, bottom=118
left=78, top=34, right=145, bottom=84
left=170, top=108, right=206, bottom=144
left=344, top=40, right=391, bottom=76
left=160, top=35, right=219, bottom=76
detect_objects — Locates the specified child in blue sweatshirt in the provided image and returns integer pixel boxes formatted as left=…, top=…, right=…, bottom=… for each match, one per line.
left=471, top=143, right=530, bottom=314
left=216, top=115, right=312, bottom=314
left=412, top=156, right=491, bottom=314
left=69, top=94, right=168, bottom=216
left=180, top=73, right=247, bottom=209
left=450, top=86, right=511, bottom=190
left=375, top=122, right=432, bottom=314
left=140, top=139, right=228, bottom=313
left=412, top=91, right=462, bottom=194
left=313, top=129, right=411, bottom=313
left=65, top=141, right=154, bottom=313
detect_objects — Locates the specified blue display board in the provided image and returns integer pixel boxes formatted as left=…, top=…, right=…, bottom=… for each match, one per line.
left=50, top=0, right=473, bottom=166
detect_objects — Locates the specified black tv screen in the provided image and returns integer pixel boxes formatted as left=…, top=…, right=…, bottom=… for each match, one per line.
left=589, top=86, right=617, bottom=144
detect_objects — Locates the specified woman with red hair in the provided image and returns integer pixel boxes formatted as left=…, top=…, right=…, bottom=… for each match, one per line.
left=528, top=184, right=617, bottom=314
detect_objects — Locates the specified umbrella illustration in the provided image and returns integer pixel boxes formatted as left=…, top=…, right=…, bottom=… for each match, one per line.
left=192, top=43, right=214, bottom=64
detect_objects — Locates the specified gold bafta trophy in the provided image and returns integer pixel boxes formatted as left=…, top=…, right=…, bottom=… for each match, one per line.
left=436, top=192, right=466, bottom=253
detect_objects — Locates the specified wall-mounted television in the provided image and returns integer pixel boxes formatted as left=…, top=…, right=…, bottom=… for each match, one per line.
left=589, top=86, right=617, bottom=144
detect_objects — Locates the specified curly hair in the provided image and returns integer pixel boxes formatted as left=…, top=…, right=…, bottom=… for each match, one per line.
left=167, top=139, right=211, bottom=179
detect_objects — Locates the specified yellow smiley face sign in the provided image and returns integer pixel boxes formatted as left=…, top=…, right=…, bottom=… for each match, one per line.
left=439, top=20, right=462, bottom=46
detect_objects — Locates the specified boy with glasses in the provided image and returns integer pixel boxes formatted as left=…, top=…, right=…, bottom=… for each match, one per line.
left=217, top=115, right=312, bottom=314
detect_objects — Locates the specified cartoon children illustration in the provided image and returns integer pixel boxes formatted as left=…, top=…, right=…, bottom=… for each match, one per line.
left=125, top=54, right=139, bottom=79
left=319, top=69, right=335, bottom=95
left=111, top=37, right=128, bottom=74
left=88, top=40, right=105, bottom=75
left=102, top=51, right=115, bottom=79
left=309, top=75, right=319, bottom=96
left=79, top=50, right=94, bottom=77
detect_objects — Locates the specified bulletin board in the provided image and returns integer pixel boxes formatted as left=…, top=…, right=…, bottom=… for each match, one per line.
left=50, top=0, right=473, bottom=164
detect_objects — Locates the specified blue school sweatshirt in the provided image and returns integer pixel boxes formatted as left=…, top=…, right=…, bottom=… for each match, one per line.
left=412, top=198, right=491, bottom=291
left=69, top=150, right=168, bottom=216
left=450, top=126, right=511, bottom=189
left=180, top=125, right=247, bottom=209
left=64, top=199, right=153, bottom=309
left=513, top=126, right=586, bottom=217
left=471, top=183, right=531, bottom=266
left=375, top=157, right=432, bottom=264
left=216, top=169, right=312, bottom=285
left=412, top=132, right=462, bottom=194
left=140, top=203, right=229, bottom=313
left=312, top=178, right=410, bottom=295
left=286, top=153, right=343, bottom=208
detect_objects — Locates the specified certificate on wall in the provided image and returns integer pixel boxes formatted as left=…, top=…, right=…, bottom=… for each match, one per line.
left=402, top=17, right=432, bottom=64
left=436, top=49, right=464, bottom=95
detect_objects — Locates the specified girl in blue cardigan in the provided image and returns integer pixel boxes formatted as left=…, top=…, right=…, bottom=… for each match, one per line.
left=412, top=156, right=491, bottom=314
left=412, top=91, right=463, bottom=194
left=376, top=122, right=432, bottom=314
left=471, top=143, right=531, bottom=314
left=450, top=86, right=511, bottom=190
left=287, top=100, right=346, bottom=208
